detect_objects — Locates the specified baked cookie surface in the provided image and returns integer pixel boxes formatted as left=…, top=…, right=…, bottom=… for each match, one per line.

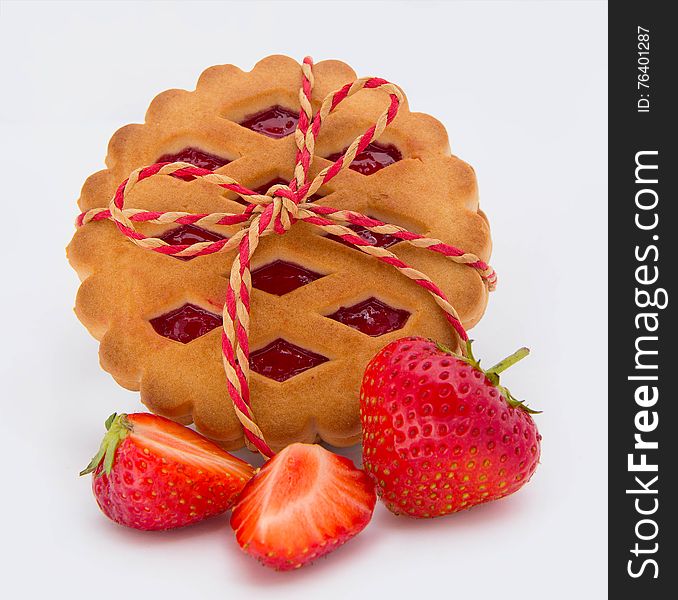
left=67, top=55, right=492, bottom=452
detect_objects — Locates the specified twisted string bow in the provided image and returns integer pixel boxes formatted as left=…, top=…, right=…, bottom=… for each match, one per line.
left=77, top=57, right=497, bottom=458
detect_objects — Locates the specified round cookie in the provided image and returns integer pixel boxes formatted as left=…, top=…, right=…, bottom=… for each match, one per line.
left=67, top=55, right=492, bottom=452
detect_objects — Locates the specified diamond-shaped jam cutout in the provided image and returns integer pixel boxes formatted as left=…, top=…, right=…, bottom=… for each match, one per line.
left=326, top=216, right=401, bottom=250
left=250, top=339, right=329, bottom=382
left=251, top=260, right=324, bottom=296
left=239, top=106, right=299, bottom=139
left=157, top=147, right=231, bottom=171
left=325, top=141, right=402, bottom=175
left=158, top=225, right=228, bottom=261
left=327, top=297, right=410, bottom=337
left=150, top=304, right=222, bottom=344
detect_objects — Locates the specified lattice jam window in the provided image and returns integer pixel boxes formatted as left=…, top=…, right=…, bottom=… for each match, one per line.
left=157, top=147, right=231, bottom=171
left=239, top=106, right=299, bottom=139
left=326, top=297, right=410, bottom=336
left=251, top=260, right=324, bottom=296
left=325, top=141, right=402, bottom=175
left=150, top=304, right=223, bottom=344
left=249, top=339, right=329, bottom=382
left=158, top=225, right=228, bottom=261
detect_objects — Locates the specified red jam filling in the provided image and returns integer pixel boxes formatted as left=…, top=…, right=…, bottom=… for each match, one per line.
left=251, top=260, right=323, bottom=296
left=249, top=339, right=329, bottom=382
left=157, top=147, right=231, bottom=171
left=150, top=304, right=222, bottom=344
left=325, top=141, right=402, bottom=175
left=158, top=225, right=227, bottom=261
left=239, top=106, right=299, bottom=139
left=327, top=297, right=410, bottom=337
left=326, top=216, right=400, bottom=249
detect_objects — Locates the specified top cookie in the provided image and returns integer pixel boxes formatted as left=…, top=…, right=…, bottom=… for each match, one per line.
left=67, top=55, right=492, bottom=452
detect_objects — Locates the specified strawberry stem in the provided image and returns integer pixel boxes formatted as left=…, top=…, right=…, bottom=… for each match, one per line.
left=437, top=340, right=540, bottom=415
left=483, top=347, right=539, bottom=414
left=79, top=413, right=132, bottom=477
left=486, top=347, right=530, bottom=376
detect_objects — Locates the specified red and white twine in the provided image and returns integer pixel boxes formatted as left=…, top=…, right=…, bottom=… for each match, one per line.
left=77, top=57, right=497, bottom=458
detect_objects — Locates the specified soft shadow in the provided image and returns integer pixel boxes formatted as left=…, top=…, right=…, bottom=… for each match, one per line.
left=373, top=492, right=528, bottom=533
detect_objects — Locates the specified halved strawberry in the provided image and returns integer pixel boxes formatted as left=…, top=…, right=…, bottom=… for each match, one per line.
left=81, top=413, right=255, bottom=531
left=230, top=443, right=376, bottom=570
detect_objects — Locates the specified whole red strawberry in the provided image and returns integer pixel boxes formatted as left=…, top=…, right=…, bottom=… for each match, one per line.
left=231, top=443, right=376, bottom=570
left=81, top=413, right=255, bottom=530
left=361, top=337, right=541, bottom=518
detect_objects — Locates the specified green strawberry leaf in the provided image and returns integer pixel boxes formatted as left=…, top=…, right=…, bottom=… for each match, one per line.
left=79, top=413, right=132, bottom=477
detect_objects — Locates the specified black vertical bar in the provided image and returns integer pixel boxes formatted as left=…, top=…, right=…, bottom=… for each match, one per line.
left=609, top=1, right=676, bottom=597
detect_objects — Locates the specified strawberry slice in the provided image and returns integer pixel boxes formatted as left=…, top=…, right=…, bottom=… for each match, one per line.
left=230, top=443, right=376, bottom=570
left=81, top=413, right=255, bottom=531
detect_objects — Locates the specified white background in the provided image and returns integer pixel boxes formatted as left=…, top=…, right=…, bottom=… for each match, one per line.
left=1, top=1, right=607, bottom=598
